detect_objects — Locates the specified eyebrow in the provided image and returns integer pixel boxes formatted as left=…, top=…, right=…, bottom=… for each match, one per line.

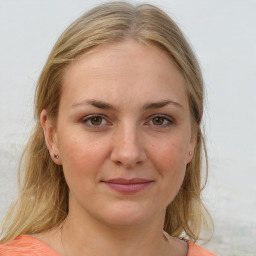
left=72, top=99, right=183, bottom=110
left=143, top=100, right=183, bottom=110
left=72, top=99, right=114, bottom=109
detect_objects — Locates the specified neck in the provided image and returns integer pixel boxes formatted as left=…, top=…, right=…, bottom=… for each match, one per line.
left=60, top=209, right=170, bottom=256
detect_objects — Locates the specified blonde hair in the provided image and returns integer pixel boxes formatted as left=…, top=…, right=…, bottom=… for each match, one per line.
left=1, top=1, right=212, bottom=242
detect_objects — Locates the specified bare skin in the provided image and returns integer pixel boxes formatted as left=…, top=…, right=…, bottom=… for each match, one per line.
left=38, top=39, right=194, bottom=256
left=33, top=225, right=187, bottom=256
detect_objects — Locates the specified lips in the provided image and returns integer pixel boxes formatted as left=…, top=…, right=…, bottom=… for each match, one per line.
left=102, top=178, right=153, bottom=193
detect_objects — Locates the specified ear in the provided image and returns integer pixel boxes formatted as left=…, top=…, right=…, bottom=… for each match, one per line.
left=186, top=131, right=197, bottom=164
left=40, top=109, right=62, bottom=165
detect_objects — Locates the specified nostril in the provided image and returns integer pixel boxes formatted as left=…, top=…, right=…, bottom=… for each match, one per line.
left=113, top=158, right=145, bottom=169
left=110, top=132, right=147, bottom=168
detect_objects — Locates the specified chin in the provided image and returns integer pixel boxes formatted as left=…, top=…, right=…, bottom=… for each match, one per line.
left=96, top=202, right=154, bottom=227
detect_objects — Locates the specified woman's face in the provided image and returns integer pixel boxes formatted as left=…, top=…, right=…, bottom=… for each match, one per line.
left=45, top=40, right=195, bottom=227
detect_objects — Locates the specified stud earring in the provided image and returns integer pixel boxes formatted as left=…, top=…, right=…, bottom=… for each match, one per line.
left=54, top=153, right=59, bottom=159
left=189, top=151, right=192, bottom=156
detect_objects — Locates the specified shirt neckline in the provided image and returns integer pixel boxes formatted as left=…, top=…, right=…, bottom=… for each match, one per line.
left=17, top=234, right=61, bottom=256
left=20, top=233, right=191, bottom=256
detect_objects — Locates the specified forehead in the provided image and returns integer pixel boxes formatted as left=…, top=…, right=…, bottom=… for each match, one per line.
left=60, top=39, right=189, bottom=110
left=66, top=39, right=180, bottom=77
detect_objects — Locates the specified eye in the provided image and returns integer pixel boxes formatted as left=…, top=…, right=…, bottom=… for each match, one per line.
left=82, top=115, right=109, bottom=128
left=152, top=116, right=165, bottom=125
left=90, top=116, right=104, bottom=126
left=147, top=115, right=174, bottom=127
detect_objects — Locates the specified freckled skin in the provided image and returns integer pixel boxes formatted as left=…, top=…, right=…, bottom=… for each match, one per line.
left=50, top=40, right=195, bottom=228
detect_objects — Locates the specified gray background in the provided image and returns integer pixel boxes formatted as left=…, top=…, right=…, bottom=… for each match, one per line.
left=0, top=1, right=256, bottom=255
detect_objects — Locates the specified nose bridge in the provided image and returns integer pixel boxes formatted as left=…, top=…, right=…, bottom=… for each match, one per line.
left=110, top=121, right=146, bottom=168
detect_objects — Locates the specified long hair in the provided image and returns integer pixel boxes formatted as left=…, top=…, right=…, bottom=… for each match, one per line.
left=1, top=1, right=212, bottom=242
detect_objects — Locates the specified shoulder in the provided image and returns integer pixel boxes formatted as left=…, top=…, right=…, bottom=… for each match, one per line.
left=0, top=235, right=60, bottom=256
left=187, top=241, right=216, bottom=256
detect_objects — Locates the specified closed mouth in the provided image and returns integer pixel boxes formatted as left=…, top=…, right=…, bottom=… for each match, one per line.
left=102, top=178, right=154, bottom=193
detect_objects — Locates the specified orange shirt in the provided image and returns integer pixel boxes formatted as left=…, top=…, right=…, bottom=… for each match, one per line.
left=0, top=235, right=216, bottom=256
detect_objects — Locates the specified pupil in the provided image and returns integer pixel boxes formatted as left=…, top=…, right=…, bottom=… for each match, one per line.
left=91, top=117, right=102, bottom=125
left=153, top=117, right=164, bottom=125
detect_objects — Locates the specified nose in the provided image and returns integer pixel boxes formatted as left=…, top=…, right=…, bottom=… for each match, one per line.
left=110, top=124, right=147, bottom=169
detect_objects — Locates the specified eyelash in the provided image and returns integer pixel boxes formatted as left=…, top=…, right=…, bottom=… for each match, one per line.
left=146, top=114, right=174, bottom=127
left=81, top=114, right=110, bottom=129
left=81, top=114, right=174, bottom=129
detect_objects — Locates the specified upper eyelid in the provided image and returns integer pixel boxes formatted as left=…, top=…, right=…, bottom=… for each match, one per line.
left=148, top=114, right=174, bottom=121
left=81, top=114, right=110, bottom=127
left=80, top=113, right=174, bottom=124
left=81, top=114, right=108, bottom=121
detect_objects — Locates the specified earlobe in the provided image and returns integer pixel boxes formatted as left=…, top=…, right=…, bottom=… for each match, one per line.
left=186, top=150, right=194, bottom=164
left=186, top=133, right=196, bottom=164
left=40, top=110, right=62, bottom=165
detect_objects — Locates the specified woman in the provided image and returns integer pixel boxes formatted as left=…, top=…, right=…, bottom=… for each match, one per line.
left=0, top=2, right=215, bottom=255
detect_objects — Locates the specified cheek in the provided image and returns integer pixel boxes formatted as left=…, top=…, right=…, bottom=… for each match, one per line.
left=147, top=138, right=188, bottom=206
left=57, top=131, right=110, bottom=179
left=149, top=135, right=189, bottom=191
left=150, top=135, right=189, bottom=172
